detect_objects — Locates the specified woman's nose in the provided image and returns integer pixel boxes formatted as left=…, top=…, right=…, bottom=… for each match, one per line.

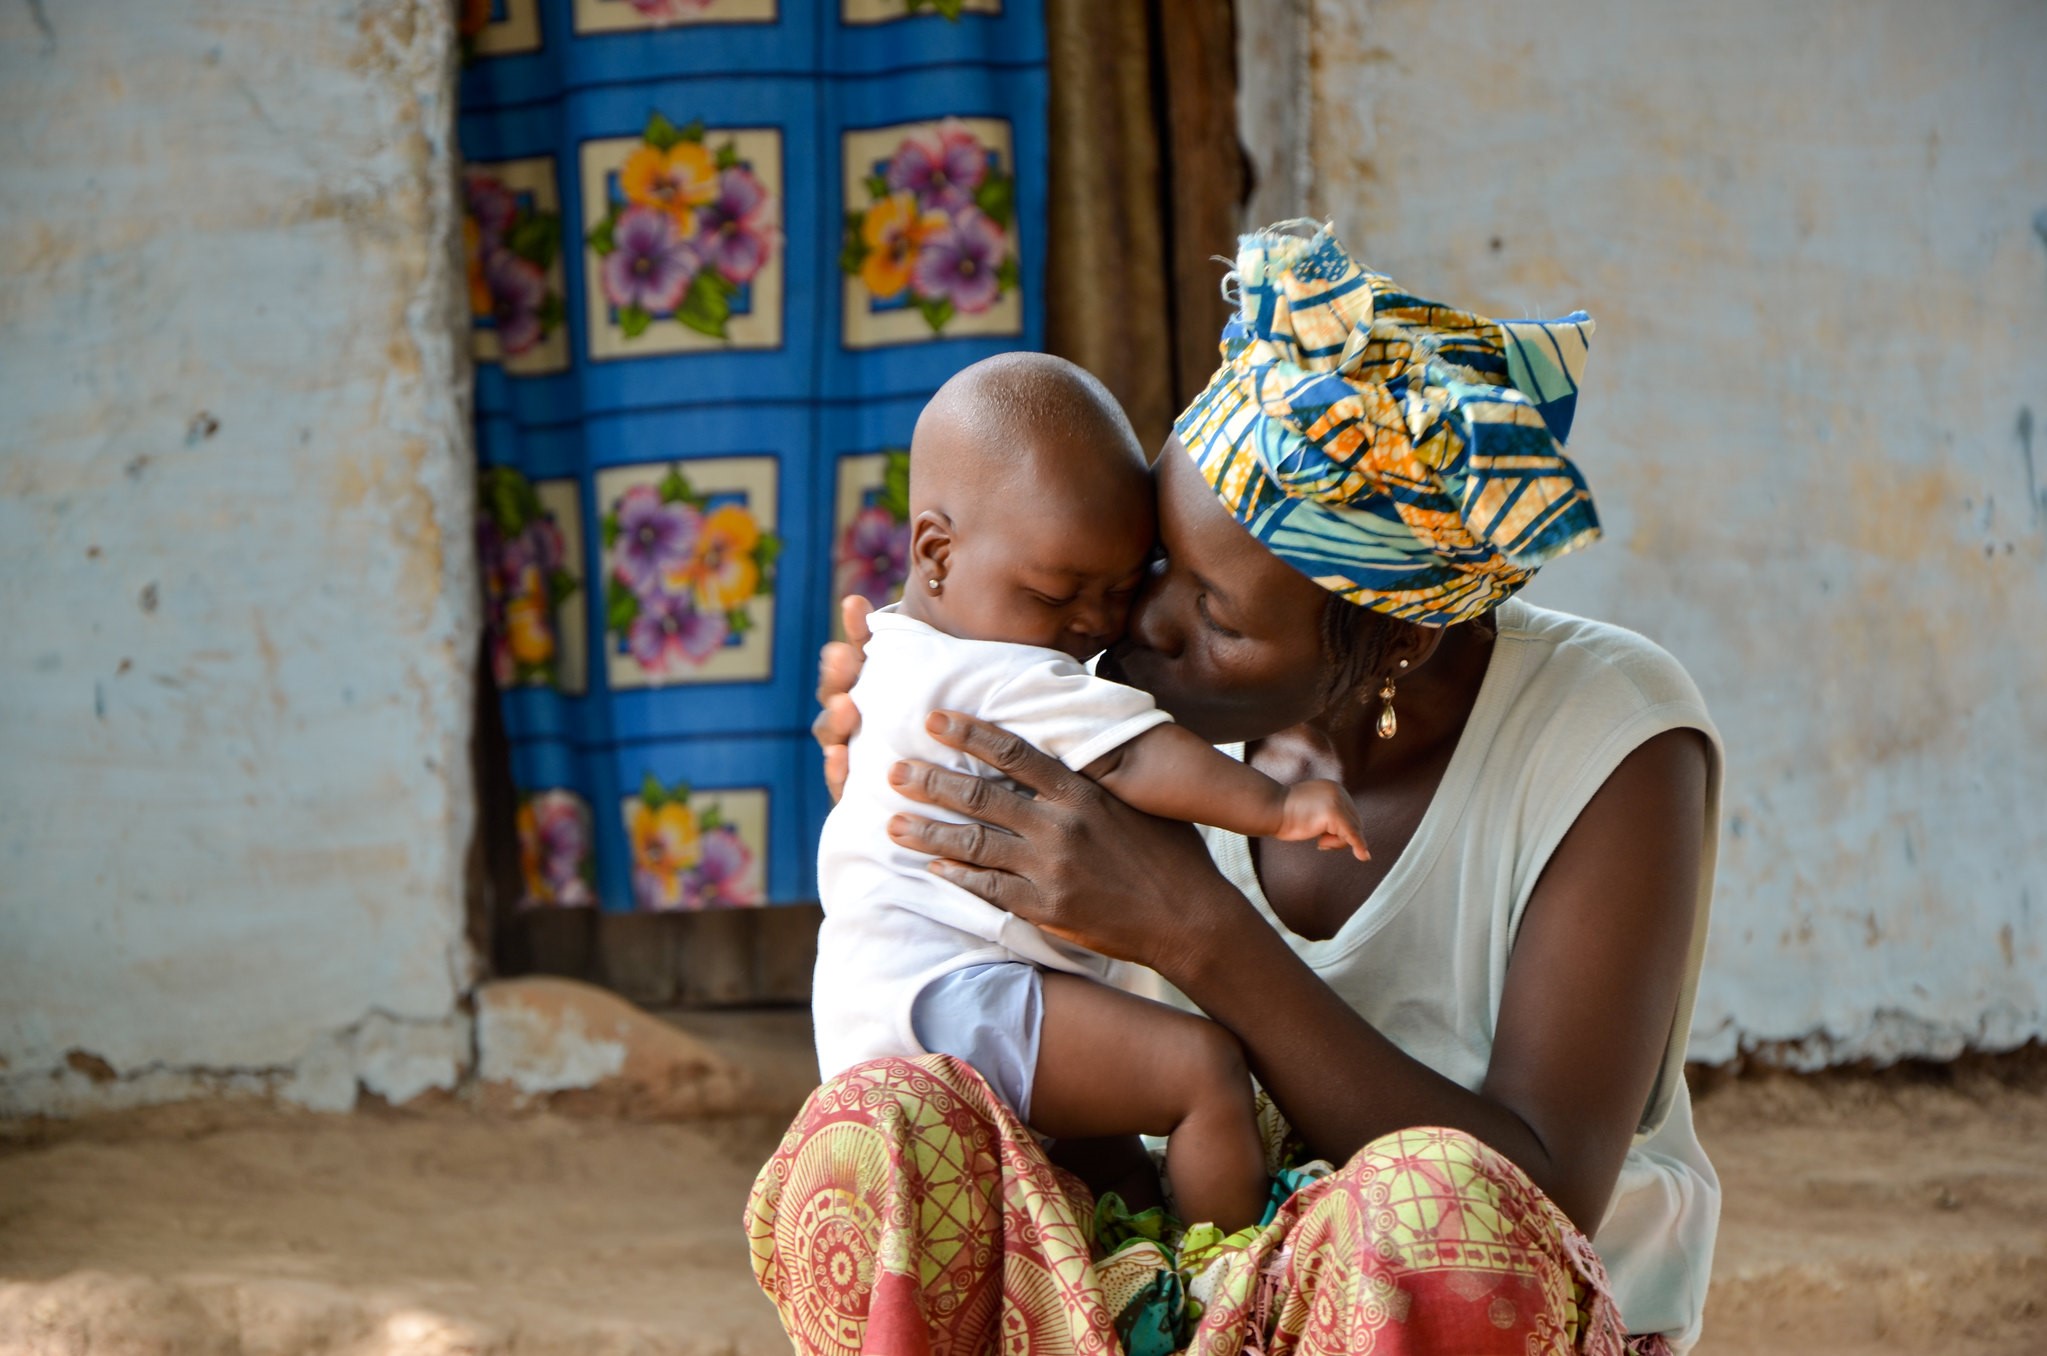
left=1122, top=568, right=1183, bottom=656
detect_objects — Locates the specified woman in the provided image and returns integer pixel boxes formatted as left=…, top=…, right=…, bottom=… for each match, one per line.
left=749, top=225, right=1721, bottom=1354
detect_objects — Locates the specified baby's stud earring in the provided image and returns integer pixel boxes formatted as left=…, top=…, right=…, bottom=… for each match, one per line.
left=1376, top=675, right=1398, bottom=740
left=926, top=577, right=942, bottom=593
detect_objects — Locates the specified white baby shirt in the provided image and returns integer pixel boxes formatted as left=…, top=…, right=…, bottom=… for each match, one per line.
left=812, top=606, right=1173, bottom=1083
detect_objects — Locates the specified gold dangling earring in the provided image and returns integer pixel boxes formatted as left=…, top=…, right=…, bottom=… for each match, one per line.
left=1375, top=659, right=1407, bottom=739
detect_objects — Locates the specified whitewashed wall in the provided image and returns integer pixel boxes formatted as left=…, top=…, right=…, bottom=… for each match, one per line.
left=1242, top=0, right=2047, bottom=1065
left=0, top=1, right=477, bottom=1113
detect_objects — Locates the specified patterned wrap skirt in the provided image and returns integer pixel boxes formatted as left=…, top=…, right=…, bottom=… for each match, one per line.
left=744, top=1055, right=1674, bottom=1356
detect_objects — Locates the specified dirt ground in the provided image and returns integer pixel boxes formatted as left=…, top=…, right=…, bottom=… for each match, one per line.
left=1, top=1013, right=2040, bottom=1356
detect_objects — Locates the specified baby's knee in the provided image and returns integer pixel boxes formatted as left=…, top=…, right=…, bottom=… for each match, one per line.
left=1176, top=1018, right=1252, bottom=1107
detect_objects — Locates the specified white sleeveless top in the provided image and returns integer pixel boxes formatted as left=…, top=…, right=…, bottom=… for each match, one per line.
left=1185, top=599, right=1723, bottom=1350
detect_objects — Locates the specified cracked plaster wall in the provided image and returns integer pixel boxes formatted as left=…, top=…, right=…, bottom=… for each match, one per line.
left=0, top=1, right=479, bottom=1114
left=1241, top=0, right=2047, bottom=1065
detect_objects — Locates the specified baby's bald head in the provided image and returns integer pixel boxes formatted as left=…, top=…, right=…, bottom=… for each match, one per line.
left=910, top=352, right=1147, bottom=514
left=902, top=354, right=1156, bottom=660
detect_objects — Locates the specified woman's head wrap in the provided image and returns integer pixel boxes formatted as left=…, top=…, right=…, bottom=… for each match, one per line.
left=1172, top=223, right=1601, bottom=628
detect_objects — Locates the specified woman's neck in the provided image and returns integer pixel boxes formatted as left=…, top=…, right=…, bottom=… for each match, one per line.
left=1301, top=617, right=1498, bottom=788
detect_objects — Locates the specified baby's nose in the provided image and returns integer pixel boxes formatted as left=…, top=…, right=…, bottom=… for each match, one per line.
left=1069, top=602, right=1114, bottom=640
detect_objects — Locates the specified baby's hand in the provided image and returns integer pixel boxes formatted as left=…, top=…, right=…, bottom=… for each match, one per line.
left=1276, top=779, right=1370, bottom=861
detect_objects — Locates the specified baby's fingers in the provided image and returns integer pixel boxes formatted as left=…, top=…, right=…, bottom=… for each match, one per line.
left=1316, top=824, right=1372, bottom=861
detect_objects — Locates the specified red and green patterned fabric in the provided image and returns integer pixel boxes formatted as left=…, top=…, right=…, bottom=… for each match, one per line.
left=746, top=1055, right=1673, bottom=1355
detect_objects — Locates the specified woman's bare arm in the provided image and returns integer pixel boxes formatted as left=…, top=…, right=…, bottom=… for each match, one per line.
left=888, top=713, right=1707, bottom=1231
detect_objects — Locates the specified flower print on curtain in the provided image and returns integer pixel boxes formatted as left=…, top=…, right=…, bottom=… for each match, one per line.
left=598, top=459, right=781, bottom=688
left=830, top=449, right=911, bottom=639
left=582, top=116, right=784, bottom=358
left=841, top=117, right=1021, bottom=347
left=465, top=161, right=571, bottom=376
left=625, top=778, right=767, bottom=911
left=517, top=790, right=597, bottom=908
left=460, top=0, right=542, bottom=60
left=573, top=0, right=779, bottom=35
left=478, top=468, right=587, bottom=692
left=460, top=2, right=1047, bottom=912
left=841, top=0, right=1002, bottom=22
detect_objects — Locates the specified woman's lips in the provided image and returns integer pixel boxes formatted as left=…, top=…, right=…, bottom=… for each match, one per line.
left=1097, top=643, right=1161, bottom=695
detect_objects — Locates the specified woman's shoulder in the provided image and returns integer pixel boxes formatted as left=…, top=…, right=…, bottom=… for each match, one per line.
left=1492, top=599, right=1712, bottom=728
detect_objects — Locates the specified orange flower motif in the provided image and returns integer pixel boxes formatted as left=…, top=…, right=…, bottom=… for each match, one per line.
left=515, top=800, right=547, bottom=902
left=506, top=568, right=556, bottom=666
left=859, top=191, right=945, bottom=300
left=620, top=141, right=718, bottom=235
left=682, top=504, right=762, bottom=612
left=464, top=217, right=493, bottom=318
left=628, top=799, right=701, bottom=908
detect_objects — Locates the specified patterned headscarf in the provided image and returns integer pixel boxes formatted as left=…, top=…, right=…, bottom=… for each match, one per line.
left=1173, top=223, right=1601, bottom=627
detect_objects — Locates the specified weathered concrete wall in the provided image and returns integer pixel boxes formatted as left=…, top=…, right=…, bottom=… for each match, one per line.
left=1239, top=0, right=2047, bottom=1065
left=0, top=1, right=478, bottom=1113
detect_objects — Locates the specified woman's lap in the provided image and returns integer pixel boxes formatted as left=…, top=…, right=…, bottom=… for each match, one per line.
left=745, top=1055, right=1660, bottom=1356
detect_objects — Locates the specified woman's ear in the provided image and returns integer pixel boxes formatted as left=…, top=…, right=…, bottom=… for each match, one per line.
left=1392, top=626, right=1445, bottom=674
left=909, top=510, right=954, bottom=587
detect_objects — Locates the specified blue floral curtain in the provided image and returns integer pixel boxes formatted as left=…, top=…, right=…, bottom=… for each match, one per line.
left=459, top=0, right=1047, bottom=913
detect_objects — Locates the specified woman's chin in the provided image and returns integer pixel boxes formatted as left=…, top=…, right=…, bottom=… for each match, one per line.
left=1095, top=644, right=1145, bottom=692
left=1103, top=647, right=1197, bottom=727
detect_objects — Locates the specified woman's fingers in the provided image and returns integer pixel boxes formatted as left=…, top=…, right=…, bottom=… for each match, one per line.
left=811, top=692, right=860, bottom=803
left=927, top=858, right=1033, bottom=915
left=887, top=810, right=1027, bottom=874
left=812, top=691, right=859, bottom=743
left=816, top=641, right=863, bottom=706
left=887, top=756, right=1039, bottom=832
left=812, top=599, right=871, bottom=804
left=922, top=711, right=1095, bottom=803
left=823, top=744, right=851, bottom=804
left=841, top=594, right=875, bottom=647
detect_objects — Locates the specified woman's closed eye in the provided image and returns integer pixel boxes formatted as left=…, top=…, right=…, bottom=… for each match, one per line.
left=1196, top=594, right=1243, bottom=639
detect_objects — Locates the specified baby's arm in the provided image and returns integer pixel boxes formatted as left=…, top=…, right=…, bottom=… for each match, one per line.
left=1082, top=724, right=1369, bottom=860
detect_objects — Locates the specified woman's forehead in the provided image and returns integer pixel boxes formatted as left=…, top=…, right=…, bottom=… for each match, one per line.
left=1155, top=440, right=1318, bottom=604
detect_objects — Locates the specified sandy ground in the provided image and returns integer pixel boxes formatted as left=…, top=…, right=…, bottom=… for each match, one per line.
left=1, top=1013, right=2040, bottom=1355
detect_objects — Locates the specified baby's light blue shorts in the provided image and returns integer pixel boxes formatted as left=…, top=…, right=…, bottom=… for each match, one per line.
left=909, top=961, right=1043, bottom=1122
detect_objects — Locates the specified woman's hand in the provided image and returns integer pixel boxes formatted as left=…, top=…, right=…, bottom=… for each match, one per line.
left=884, top=710, right=1246, bottom=973
left=811, top=596, right=874, bottom=802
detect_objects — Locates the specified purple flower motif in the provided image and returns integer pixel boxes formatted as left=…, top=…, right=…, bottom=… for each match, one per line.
left=685, top=825, right=758, bottom=909
left=613, top=485, right=698, bottom=594
left=628, top=0, right=715, bottom=21
left=913, top=207, right=1007, bottom=314
left=602, top=205, right=698, bottom=315
left=836, top=505, right=909, bottom=607
left=530, top=517, right=566, bottom=575
left=886, top=122, right=988, bottom=214
left=485, top=248, right=547, bottom=356
left=532, top=792, right=594, bottom=907
left=627, top=590, right=729, bottom=673
left=692, top=166, right=771, bottom=285
left=465, top=172, right=518, bottom=250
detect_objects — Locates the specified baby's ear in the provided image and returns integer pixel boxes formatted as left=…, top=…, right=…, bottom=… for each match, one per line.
left=909, top=510, right=954, bottom=582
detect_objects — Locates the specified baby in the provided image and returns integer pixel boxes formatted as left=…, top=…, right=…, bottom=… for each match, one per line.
left=814, top=353, right=1366, bottom=1231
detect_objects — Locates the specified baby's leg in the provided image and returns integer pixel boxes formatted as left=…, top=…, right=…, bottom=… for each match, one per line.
left=1031, top=972, right=1267, bottom=1232
left=1046, top=1134, right=1167, bottom=1215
